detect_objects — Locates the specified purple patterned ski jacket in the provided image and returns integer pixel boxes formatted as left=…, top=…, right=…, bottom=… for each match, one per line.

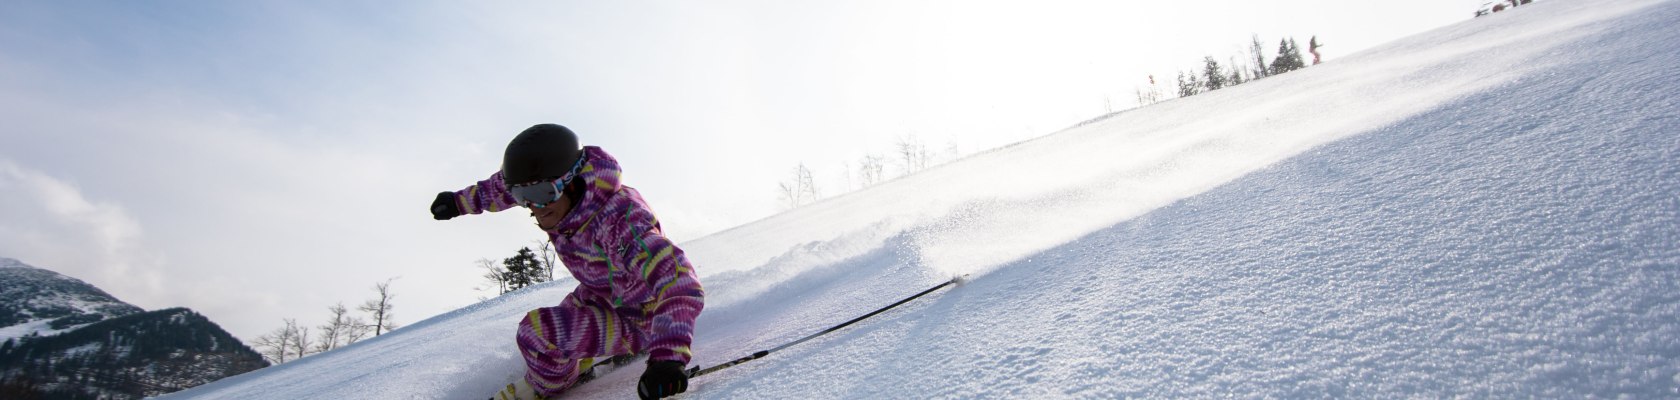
left=453, top=146, right=704, bottom=364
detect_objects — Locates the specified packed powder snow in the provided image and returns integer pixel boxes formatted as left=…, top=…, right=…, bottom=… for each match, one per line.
left=167, top=0, right=1680, bottom=398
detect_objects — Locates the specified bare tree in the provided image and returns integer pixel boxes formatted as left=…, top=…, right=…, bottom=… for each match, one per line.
left=1136, top=75, right=1164, bottom=107
left=253, top=318, right=313, bottom=364
left=315, top=303, right=352, bottom=353
left=776, top=180, right=798, bottom=209
left=1229, top=56, right=1248, bottom=86
left=253, top=321, right=297, bottom=365
left=943, top=139, right=961, bottom=164
left=358, top=278, right=398, bottom=337
left=474, top=258, right=507, bottom=297
left=838, top=160, right=853, bottom=193
left=1250, top=34, right=1270, bottom=79
left=799, top=164, right=818, bottom=202
left=289, top=322, right=313, bottom=360
left=532, top=240, right=557, bottom=282
left=777, top=163, right=820, bottom=209
left=858, top=154, right=886, bottom=187
left=253, top=335, right=280, bottom=365
left=894, top=134, right=930, bottom=176
left=343, top=316, right=373, bottom=345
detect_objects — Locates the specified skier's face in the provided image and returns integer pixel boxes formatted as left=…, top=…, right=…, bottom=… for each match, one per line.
left=529, top=194, right=571, bottom=231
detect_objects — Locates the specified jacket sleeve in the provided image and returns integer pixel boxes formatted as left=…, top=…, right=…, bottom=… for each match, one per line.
left=452, top=171, right=520, bottom=215
left=611, top=206, right=705, bottom=365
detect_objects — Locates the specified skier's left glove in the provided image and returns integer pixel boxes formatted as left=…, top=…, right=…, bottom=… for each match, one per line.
left=430, top=192, right=462, bottom=220
left=637, top=360, right=689, bottom=399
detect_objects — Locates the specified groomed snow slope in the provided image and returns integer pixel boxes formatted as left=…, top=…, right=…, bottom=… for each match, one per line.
left=167, top=0, right=1680, bottom=398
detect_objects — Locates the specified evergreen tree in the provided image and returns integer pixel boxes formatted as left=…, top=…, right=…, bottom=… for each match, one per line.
left=1271, top=37, right=1307, bottom=75
left=1288, top=37, right=1307, bottom=70
left=502, top=247, right=544, bottom=292
left=1251, top=34, right=1270, bottom=79
left=0, top=375, right=37, bottom=400
left=1270, top=38, right=1292, bottom=75
left=1203, top=56, right=1228, bottom=91
left=1177, top=70, right=1203, bottom=97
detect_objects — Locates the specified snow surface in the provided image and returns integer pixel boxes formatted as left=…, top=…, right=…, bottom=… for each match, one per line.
left=166, top=0, right=1680, bottom=398
left=1, top=257, right=32, bottom=269
left=1, top=258, right=142, bottom=342
left=0, top=319, right=69, bottom=342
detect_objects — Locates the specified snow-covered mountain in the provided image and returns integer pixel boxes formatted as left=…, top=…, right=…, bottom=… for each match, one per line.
left=0, top=257, right=143, bottom=342
left=0, top=258, right=267, bottom=399
left=167, top=0, right=1680, bottom=398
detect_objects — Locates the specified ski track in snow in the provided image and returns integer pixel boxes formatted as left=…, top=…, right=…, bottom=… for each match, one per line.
left=166, top=0, right=1680, bottom=398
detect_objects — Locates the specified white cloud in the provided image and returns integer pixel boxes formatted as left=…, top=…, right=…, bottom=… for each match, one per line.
left=0, top=159, right=164, bottom=304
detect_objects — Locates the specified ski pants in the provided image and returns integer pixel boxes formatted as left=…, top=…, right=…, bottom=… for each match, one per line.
left=515, top=293, right=650, bottom=396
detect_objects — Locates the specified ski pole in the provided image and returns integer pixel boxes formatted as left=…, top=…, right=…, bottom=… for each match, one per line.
left=685, top=275, right=966, bottom=378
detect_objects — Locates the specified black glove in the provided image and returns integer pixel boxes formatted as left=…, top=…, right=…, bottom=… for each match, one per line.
left=430, top=192, right=461, bottom=220
left=637, top=360, right=689, bottom=400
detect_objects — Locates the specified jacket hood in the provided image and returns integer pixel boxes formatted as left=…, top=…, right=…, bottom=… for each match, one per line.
left=554, top=146, right=623, bottom=237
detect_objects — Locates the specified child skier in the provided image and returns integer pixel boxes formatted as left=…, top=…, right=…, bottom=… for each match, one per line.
left=430, top=124, right=704, bottom=400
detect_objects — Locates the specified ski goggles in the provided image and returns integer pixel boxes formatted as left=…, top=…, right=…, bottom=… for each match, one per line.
left=508, top=156, right=586, bottom=209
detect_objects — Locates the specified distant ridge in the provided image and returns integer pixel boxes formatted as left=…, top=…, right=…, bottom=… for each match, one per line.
left=0, top=258, right=268, bottom=399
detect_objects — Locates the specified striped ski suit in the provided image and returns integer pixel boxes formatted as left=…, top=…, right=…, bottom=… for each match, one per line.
left=454, top=146, right=704, bottom=397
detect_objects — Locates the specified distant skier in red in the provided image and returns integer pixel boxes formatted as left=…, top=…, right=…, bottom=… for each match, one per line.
left=1310, top=36, right=1325, bottom=65
left=431, top=124, right=704, bottom=400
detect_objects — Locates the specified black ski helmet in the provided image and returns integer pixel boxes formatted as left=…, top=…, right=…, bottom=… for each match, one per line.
left=502, top=124, right=582, bottom=186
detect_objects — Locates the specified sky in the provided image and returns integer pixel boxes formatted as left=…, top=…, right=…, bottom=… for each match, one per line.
left=0, top=0, right=1480, bottom=343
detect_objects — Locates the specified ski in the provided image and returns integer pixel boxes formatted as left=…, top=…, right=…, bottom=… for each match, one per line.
left=492, top=353, right=640, bottom=400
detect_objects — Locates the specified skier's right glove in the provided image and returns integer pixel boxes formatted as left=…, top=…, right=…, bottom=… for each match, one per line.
left=637, top=360, right=689, bottom=400
left=430, top=192, right=462, bottom=220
